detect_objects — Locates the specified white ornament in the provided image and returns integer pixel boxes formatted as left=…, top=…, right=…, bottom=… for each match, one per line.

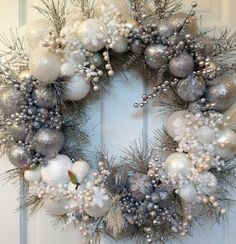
left=224, top=103, right=236, bottom=131
left=215, top=128, right=236, bottom=159
left=64, top=48, right=86, bottom=66
left=25, top=19, right=55, bottom=50
left=44, top=197, right=68, bottom=216
left=60, top=63, right=75, bottom=78
left=179, top=184, right=197, bottom=203
left=84, top=186, right=111, bottom=218
left=197, top=172, right=217, bottom=195
left=65, top=6, right=86, bottom=27
left=72, top=160, right=91, bottom=183
left=163, top=152, right=193, bottom=177
left=197, top=126, right=216, bottom=144
left=24, top=166, right=41, bottom=182
left=78, top=18, right=108, bottom=52
left=91, top=53, right=103, bottom=67
left=166, top=110, right=192, bottom=140
left=64, top=74, right=90, bottom=101
left=111, top=35, right=128, bottom=53
left=94, top=0, right=131, bottom=19
left=29, top=47, right=61, bottom=83
left=41, top=154, right=73, bottom=186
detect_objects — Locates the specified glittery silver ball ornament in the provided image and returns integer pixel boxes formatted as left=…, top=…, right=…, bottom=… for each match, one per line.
left=8, top=123, right=28, bottom=141
left=169, top=51, right=194, bottom=78
left=176, top=75, right=206, bottom=102
left=33, top=128, right=65, bottom=157
left=196, top=36, right=214, bottom=57
left=205, top=76, right=236, bottom=111
left=128, top=173, right=152, bottom=201
left=141, top=16, right=160, bottom=29
left=144, top=44, right=168, bottom=69
left=168, top=12, right=198, bottom=36
left=7, top=143, right=31, bottom=168
left=0, top=85, right=25, bottom=115
left=32, top=85, right=54, bottom=109
left=158, top=21, right=174, bottom=38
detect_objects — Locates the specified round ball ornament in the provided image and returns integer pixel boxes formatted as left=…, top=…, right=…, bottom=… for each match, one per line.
left=111, top=35, right=128, bottom=53
left=163, top=152, right=193, bottom=177
left=197, top=126, right=216, bottom=144
left=71, top=160, right=91, bottom=183
left=205, top=76, right=236, bottom=111
left=198, top=172, right=217, bottom=195
left=169, top=51, right=195, bottom=78
left=60, top=63, right=75, bottom=78
left=77, top=18, right=108, bottom=52
left=176, top=75, right=206, bottom=102
left=158, top=21, right=174, bottom=38
left=41, top=154, right=73, bottom=186
left=197, top=36, right=214, bottom=57
left=64, top=74, right=90, bottom=101
left=32, top=85, right=54, bottom=109
left=29, top=47, right=61, bottom=83
left=7, top=143, right=31, bottom=168
left=144, top=44, right=168, bottom=69
left=44, top=197, right=68, bottom=216
left=179, top=184, right=197, bottom=203
left=0, top=85, right=25, bottom=116
left=33, top=128, right=65, bottom=157
left=24, top=166, right=42, bottom=182
left=8, top=123, right=28, bottom=141
left=25, top=19, right=55, bottom=50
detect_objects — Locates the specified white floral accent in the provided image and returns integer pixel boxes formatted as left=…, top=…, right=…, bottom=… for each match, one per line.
left=90, top=186, right=110, bottom=208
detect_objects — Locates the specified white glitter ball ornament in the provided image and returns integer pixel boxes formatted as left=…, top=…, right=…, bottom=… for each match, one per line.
left=41, top=154, right=73, bottom=186
left=77, top=18, right=108, bottom=52
left=29, top=47, right=61, bottom=83
left=25, top=19, right=55, bottom=50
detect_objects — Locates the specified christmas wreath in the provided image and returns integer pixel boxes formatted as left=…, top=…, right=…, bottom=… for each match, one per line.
left=1, top=0, right=236, bottom=243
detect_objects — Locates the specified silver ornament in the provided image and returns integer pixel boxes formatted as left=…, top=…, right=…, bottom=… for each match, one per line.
left=7, top=143, right=31, bottom=168
left=176, top=75, right=206, bottom=102
left=205, top=76, right=236, bottom=111
left=8, top=123, right=28, bottom=141
left=196, top=36, right=214, bottom=57
left=33, top=128, right=65, bottom=157
left=169, top=51, right=194, bottom=78
left=141, top=16, right=160, bottom=29
left=144, top=44, right=168, bottom=69
left=32, top=85, right=54, bottom=109
left=168, top=12, right=198, bottom=36
left=0, top=85, right=25, bottom=116
left=158, top=21, right=174, bottom=38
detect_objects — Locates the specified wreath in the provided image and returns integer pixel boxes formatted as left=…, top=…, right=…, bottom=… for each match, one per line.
left=1, top=0, right=236, bottom=243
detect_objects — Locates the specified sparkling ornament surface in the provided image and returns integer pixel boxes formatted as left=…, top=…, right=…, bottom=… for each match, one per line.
left=33, top=128, right=65, bottom=157
left=197, top=172, right=217, bottom=195
left=205, top=76, right=236, bottom=111
left=32, top=85, right=54, bottom=109
left=41, top=154, right=73, bottom=185
left=25, top=19, right=55, bottom=50
left=197, top=36, right=214, bottom=57
left=77, top=18, right=108, bottom=52
left=169, top=51, right=194, bottom=78
left=176, top=75, right=206, bottom=102
left=144, top=44, right=168, bottom=69
left=0, top=85, right=25, bottom=116
left=8, top=123, right=28, bottom=141
left=158, top=21, right=174, bottom=38
left=29, top=47, right=61, bottom=83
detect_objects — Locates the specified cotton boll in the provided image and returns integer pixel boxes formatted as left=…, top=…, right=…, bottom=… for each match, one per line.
left=64, top=74, right=90, bottom=101
left=24, top=166, right=42, bottom=182
left=72, top=160, right=91, bottom=183
left=41, top=154, right=73, bottom=186
left=44, top=197, right=68, bottom=216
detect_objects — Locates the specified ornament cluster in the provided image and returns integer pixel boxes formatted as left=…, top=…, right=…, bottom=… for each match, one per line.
left=1, top=0, right=236, bottom=243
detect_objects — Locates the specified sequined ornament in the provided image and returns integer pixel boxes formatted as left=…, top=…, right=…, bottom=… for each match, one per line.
left=8, top=123, right=28, bottom=141
left=169, top=51, right=194, bottom=78
left=128, top=173, right=153, bottom=201
left=33, top=128, right=65, bottom=157
left=158, top=20, right=174, bottom=38
left=0, top=84, right=25, bottom=116
left=29, top=47, right=61, bottom=83
left=77, top=18, right=108, bottom=52
left=144, top=44, right=168, bottom=69
left=168, top=12, right=198, bottom=36
left=32, top=85, right=54, bottom=109
left=176, top=75, right=206, bottom=102
left=197, top=36, right=214, bottom=57
left=205, top=76, right=236, bottom=111
left=7, top=143, right=31, bottom=168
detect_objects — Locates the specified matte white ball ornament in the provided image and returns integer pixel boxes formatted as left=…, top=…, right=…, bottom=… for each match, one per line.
left=85, top=199, right=111, bottom=218
left=25, top=19, right=55, bottom=50
left=72, top=160, right=91, bottom=183
left=44, top=197, right=68, bottom=216
left=163, top=152, right=193, bottom=177
left=60, top=63, right=75, bottom=78
left=24, top=166, right=42, bottom=182
left=111, top=35, right=128, bottom=53
left=77, top=18, right=108, bottom=52
left=64, top=74, right=90, bottom=101
left=41, top=154, right=73, bottom=186
left=198, top=172, right=217, bottom=195
left=29, top=47, right=61, bottom=83
left=179, top=184, right=197, bottom=203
